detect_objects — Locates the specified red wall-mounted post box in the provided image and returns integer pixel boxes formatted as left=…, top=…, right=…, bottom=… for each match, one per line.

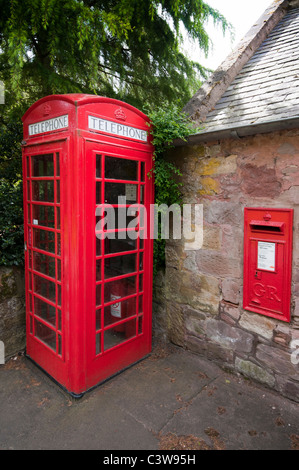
left=243, top=208, right=293, bottom=323
left=22, top=94, right=154, bottom=396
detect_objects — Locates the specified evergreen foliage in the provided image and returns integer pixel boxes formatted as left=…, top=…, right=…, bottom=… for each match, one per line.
left=0, top=1, right=230, bottom=267
left=0, top=0, right=229, bottom=108
left=146, top=104, right=201, bottom=275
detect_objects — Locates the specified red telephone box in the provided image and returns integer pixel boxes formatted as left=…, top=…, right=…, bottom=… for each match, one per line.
left=243, top=208, right=293, bottom=323
left=22, top=94, right=154, bottom=396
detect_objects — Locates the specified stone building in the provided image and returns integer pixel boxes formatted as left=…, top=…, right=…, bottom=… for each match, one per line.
left=155, top=0, right=299, bottom=401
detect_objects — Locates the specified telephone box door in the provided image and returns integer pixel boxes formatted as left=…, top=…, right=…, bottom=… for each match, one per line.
left=23, top=141, right=68, bottom=387
left=85, top=140, right=153, bottom=387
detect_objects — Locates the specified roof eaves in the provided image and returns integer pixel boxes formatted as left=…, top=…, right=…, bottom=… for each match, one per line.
left=173, top=115, right=299, bottom=146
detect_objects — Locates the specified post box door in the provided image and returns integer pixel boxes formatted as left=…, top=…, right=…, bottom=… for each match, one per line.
left=243, top=208, right=293, bottom=323
left=85, top=140, right=153, bottom=387
left=23, top=142, right=68, bottom=386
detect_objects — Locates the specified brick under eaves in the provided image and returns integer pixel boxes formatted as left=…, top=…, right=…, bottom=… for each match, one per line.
left=183, top=0, right=290, bottom=124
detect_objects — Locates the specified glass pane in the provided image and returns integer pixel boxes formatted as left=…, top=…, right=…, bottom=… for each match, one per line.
left=96, top=309, right=102, bottom=331
left=105, top=182, right=138, bottom=204
left=104, top=318, right=136, bottom=351
left=104, top=296, right=136, bottom=327
left=139, top=252, right=144, bottom=270
left=96, top=284, right=102, bottom=306
left=138, top=315, right=143, bottom=334
left=139, top=274, right=143, bottom=292
left=34, top=297, right=56, bottom=326
left=105, top=156, right=138, bottom=181
left=57, top=284, right=61, bottom=306
left=96, top=182, right=102, bottom=204
left=34, top=319, right=56, bottom=351
left=32, top=154, right=54, bottom=177
left=112, top=207, right=139, bottom=230
left=96, top=155, right=102, bottom=178
left=104, top=253, right=137, bottom=279
left=58, top=334, right=62, bottom=356
left=33, top=275, right=56, bottom=303
left=26, top=156, right=30, bottom=177
left=32, top=205, right=55, bottom=228
left=33, top=251, right=56, bottom=278
left=106, top=237, right=137, bottom=254
left=104, top=276, right=137, bottom=304
left=139, top=232, right=144, bottom=250
left=32, top=181, right=54, bottom=202
left=96, top=237, right=102, bottom=256
left=33, top=228, right=55, bottom=254
left=28, top=250, right=32, bottom=270
left=141, top=162, right=145, bottom=182
left=57, top=232, right=61, bottom=256
left=140, top=186, right=144, bottom=204
left=57, top=259, right=61, bottom=281
left=56, top=206, right=60, bottom=229
left=56, top=153, right=60, bottom=176
left=139, top=295, right=143, bottom=314
left=56, top=180, right=60, bottom=203
left=58, top=308, right=62, bottom=331
left=96, top=259, right=102, bottom=281
left=96, top=333, right=101, bottom=355
left=98, top=206, right=139, bottom=232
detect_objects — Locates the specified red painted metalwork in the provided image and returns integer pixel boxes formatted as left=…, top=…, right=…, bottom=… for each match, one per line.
left=22, top=95, right=154, bottom=396
left=243, top=208, right=293, bottom=323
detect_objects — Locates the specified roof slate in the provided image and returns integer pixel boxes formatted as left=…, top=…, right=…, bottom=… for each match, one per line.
left=185, top=2, right=299, bottom=139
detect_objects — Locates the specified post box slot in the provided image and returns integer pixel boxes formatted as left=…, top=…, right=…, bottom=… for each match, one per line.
left=250, top=220, right=284, bottom=233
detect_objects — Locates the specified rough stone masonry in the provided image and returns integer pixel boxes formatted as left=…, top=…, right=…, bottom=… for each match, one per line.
left=154, top=128, right=299, bottom=402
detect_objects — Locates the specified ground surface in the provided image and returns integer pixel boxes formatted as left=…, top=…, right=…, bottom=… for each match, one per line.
left=0, top=341, right=298, bottom=450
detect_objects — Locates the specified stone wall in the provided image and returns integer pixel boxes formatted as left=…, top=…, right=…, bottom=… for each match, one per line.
left=159, top=128, right=299, bottom=402
left=0, top=266, right=26, bottom=359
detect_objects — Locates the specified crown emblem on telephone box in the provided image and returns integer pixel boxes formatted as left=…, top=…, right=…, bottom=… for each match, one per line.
left=114, top=107, right=127, bottom=121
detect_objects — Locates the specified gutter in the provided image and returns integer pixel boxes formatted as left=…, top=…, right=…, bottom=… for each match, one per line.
left=173, top=116, right=299, bottom=146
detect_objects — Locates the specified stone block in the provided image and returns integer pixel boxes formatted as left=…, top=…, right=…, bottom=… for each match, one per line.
left=221, top=278, right=240, bottom=305
left=185, top=335, right=207, bottom=356
left=205, top=144, right=221, bottom=157
left=165, top=244, right=184, bottom=270
left=256, top=343, right=299, bottom=378
left=276, top=376, right=299, bottom=402
left=185, top=314, right=206, bottom=338
left=197, top=177, right=220, bottom=196
left=196, top=249, right=242, bottom=278
left=239, top=311, right=276, bottom=341
left=221, top=225, right=243, bottom=259
left=182, top=305, right=207, bottom=321
left=0, top=267, right=26, bottom=358
left=219, top=302, right=241, bottom=325
left=166, top=267, right=220, bottom=315
left=202, top=225, right=221, bottom=251
left=205, top=340, right=234, bottom=364
left=273, top=324, right=292, bottom=348
left=235, top=357, right=275, bottom=387
left=205, top=200, right=243, bottom=227
left=240, top=163, right=281, bottom=198
left=205, top=319, right=254, bottom=353
left=166, top=302, right=185, bottom=347
left=152, top=301, right=167, bottom=340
